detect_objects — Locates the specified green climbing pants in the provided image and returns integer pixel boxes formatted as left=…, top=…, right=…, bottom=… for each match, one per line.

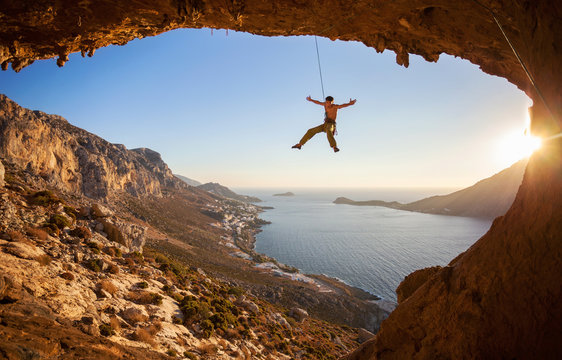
left=299, top=122, right=337, bottom=148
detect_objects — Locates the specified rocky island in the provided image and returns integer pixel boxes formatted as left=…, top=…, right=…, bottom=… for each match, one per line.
left=273, top=192, right=295, bottom=197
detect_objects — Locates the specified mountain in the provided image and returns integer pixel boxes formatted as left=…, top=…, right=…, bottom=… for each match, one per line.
left=335, top=160, right=527, bottom=219
left=173, top=174, right=201, bottom=187
left=0, top=94, right=184, bottom=199
left=197, top=182, right=262, bottom=203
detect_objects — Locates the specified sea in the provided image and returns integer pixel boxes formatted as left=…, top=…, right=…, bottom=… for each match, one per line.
left=237, top=188, right=493, bottom=302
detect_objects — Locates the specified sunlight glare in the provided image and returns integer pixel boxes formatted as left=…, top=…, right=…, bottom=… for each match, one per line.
left=497, top=131, right=542, bottom=167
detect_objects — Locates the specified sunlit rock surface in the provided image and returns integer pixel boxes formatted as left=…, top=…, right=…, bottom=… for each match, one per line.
left=0, top=94, right=184, bottom=199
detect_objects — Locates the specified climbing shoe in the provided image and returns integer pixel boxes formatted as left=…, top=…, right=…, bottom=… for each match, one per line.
left=333, top=147, right=340, bottom=153
left=292, top=144, right=302, bottom=149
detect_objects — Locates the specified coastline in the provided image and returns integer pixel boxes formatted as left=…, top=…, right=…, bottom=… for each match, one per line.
left=208, top=196, right=394, bottom=303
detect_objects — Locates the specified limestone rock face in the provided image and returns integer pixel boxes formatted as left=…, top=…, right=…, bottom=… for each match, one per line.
left=0, top=94, right=185, bottom=199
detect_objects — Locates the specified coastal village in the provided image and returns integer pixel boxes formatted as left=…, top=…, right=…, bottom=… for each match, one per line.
left=205, top=199, right=318, bottom=285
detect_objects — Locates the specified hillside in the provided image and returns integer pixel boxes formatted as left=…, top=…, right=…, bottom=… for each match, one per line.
left=197, top=182, right=262, bottom=203
left=0, top=95, right=389, bottom=359
left=174, top=174, right=201, bottom=187
left=334, top=160, right=527, bottom=219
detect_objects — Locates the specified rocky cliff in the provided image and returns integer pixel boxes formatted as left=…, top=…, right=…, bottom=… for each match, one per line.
left=344, top=142, right=562, bottom=359
left=0, top=94, right=183, bottom=199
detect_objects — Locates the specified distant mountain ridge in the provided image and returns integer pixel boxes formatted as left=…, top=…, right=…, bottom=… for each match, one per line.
left=334, top=159, right=527, bottom=219
left=197, top=182, right=262, bottom=203
left=174, top=174, right=202, bottom=187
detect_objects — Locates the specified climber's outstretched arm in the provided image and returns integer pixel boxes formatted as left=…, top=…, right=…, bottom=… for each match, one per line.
left=336, top=98, right=357, bottom=109
left=306, top=96, right=325, bottom=106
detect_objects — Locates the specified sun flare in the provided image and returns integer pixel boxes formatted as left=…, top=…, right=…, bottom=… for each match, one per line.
left=497, top=131, right=542, bottom=167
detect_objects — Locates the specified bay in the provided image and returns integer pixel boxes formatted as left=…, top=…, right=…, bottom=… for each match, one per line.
left=238, top=188, right=493, bottom=302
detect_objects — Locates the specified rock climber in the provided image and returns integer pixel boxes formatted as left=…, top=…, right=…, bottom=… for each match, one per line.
left=292, top=95, right=356, bottom=153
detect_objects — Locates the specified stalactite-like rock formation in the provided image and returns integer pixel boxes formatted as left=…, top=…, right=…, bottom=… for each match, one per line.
left=1, top=0, right=561, bottom=358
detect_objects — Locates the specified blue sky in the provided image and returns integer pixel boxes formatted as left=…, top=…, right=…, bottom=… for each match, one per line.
left=0, top=28, right=531, bottom=189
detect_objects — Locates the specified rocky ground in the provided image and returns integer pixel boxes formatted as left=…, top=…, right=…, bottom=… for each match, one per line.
left=0, top=162, right=368, bottom=359
left=0, top=95, right=393, bottom=359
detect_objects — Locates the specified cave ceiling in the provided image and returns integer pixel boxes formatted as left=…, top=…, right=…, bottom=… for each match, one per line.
left=0, top=0, right=560, bottom=134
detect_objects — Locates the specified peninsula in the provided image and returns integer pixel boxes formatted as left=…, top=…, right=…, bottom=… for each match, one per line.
left=334, top=159, right=527, bottom=219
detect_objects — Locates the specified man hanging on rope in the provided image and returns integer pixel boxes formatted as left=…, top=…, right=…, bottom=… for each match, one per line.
left=292, top=95, right=356, bottom=152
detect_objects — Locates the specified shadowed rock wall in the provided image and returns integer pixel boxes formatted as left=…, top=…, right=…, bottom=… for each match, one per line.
left=1, top=0, right=561, bottom=358
left=0, top=1, right=560, bottom=134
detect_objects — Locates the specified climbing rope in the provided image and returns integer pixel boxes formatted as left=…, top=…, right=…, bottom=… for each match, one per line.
left=311, top=13, right=358, bottom=99
left=314, top=36, right=326, bottom=99
left=470, top=0, right=559, bottom=128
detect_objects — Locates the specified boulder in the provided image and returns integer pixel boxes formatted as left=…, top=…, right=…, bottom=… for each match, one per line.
left=289, top=307, right=309, bottom=322
left=2, top=241, right=46, bottom=260
left=271, top=312, right=291, bottom=330
left=91, top=204, right=113, bottom=218
left=101, top=219, right=146, bottom=253
left=121, top=307, right=149, bottom=324
left=236, top=296, right=259, bottom=314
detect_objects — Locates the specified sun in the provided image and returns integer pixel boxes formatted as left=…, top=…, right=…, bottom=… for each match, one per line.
left=497, top=130, right=542, bottom=167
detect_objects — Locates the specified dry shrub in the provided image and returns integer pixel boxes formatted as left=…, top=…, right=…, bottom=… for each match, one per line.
left=99, top=280, right=118, bottom=295
left=60, top=272, right=75, bottom=281
left=26, top=227, right=48, bottom=241
left=146, top=321, right=162, bottom=336
left=101, top=221, right=125, bottom=245
left=125, top=310, right=147, bottom=324
left=103, top=246, right=122, bottom=258
left=125, top=258, right=135, bottom=267
left=109, top=316, right=121, bottom=332
left=107, top=263, right=120, bottom=274
left=226, top=328, right=241, bottom=340
left=36, top=254, right=52, bottom=266
left=69, top=226, right=91, bottom=239
left=198, top=343, right=218, bottom=355
left=6, top=230, right=25, bottom=242
left=132, top=328, right=155, bottom=347
left=227, top=350, right=242, bottom=358
left=128, top=290, right=162, bottom=305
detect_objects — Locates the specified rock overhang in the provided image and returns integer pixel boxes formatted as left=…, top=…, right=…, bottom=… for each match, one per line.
left=0, top=0, right=560, bottom=135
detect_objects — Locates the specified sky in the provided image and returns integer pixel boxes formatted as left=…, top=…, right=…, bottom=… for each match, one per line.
left=0, top=28, right=532, bottom=189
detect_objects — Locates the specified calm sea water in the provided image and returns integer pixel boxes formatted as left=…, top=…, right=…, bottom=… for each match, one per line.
left=237, top=188, right=493, bottom=302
